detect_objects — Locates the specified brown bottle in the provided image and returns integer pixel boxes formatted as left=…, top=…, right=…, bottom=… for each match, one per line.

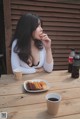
left=71, top=52, right=80, bottom=78
left=68, top=48, right=75, bottom=73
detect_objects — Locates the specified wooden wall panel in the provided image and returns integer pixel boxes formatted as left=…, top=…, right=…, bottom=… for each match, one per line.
left=3, top=0, right=12, bottom=73
left=3, top=0, right=80, bottom=73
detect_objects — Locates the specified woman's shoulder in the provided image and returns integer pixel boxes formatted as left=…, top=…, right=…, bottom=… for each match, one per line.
left=12, top=39, right=17, bottom=47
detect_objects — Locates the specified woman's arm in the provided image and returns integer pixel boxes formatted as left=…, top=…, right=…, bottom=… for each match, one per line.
left=40, top=33, right=54, bottom=72
left=43, top=48, right=54, bottom=72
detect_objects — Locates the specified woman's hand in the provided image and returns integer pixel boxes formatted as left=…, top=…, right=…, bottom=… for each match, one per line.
left=40, top=33, right=51, bottom=50
left=36, top=67, right=44, bottom=73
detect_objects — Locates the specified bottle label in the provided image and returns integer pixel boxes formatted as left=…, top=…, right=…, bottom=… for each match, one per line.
left=68, top=57, right=73, bottom=63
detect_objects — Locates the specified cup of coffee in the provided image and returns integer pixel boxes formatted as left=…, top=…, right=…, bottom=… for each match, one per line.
left=13, top=69, right=22, bottom=80
left=45, top=93, right=61, bottom=115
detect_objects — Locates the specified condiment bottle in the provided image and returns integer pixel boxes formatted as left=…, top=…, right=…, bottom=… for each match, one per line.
left=68, top=48, right=75, bottom=73
left=71, top=52, right=80, bottom=78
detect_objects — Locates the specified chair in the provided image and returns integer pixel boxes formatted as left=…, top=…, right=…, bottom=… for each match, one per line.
left=0, top=54, right=6, bottom=75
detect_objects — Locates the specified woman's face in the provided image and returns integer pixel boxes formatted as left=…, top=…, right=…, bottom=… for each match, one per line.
left=32, top=20, right=43, bottom=40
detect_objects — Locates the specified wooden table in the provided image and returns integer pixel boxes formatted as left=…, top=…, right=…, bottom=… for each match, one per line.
left=0, top=70, right=80, bottom=119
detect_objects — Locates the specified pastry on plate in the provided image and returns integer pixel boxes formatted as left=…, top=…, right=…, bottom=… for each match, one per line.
left=27, top=81, right=47, bottom=90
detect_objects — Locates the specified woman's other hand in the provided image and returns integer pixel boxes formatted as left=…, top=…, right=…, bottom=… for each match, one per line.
left=36, top=67, right=44, bottom=73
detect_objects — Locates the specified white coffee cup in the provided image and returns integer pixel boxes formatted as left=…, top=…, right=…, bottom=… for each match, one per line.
left=13, top=68, right=22, bottom=80
left=45, top=93, right=61, bottom=115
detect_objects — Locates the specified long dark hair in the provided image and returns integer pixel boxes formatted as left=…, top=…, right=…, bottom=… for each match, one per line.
left=10, top=13, right=43, bottom=64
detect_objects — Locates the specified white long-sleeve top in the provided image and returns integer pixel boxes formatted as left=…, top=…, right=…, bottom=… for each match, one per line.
left=11, top=40, right=54, bottom=74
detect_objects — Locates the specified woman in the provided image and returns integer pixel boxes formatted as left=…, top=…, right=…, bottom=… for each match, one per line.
left=10, top=13, right=54, bottom=74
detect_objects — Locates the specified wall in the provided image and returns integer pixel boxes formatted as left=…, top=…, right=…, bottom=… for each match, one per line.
left=3, top=0, right=80, bottom=73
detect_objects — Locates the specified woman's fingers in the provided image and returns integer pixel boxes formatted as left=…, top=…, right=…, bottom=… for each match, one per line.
left=40, top=33, right=47, bottom=39
left=40, top=33, right=51, bottom=49
left=40, top=33, right=50, bottom=41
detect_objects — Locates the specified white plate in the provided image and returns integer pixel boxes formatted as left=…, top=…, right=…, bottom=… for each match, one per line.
left=23, top=79, right=50, bottom=93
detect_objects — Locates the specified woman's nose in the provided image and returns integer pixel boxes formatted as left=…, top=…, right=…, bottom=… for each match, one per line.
left=40, top=26, right=43, bottom=32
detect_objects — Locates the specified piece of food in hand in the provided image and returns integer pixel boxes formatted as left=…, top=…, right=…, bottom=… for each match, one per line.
left=27, top=81, right=47, bottom=90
